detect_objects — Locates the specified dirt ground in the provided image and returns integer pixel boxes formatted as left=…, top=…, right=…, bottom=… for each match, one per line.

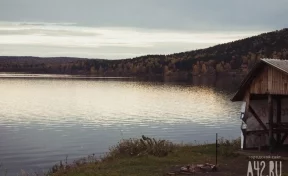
left=166, top=152, right=287, bottom=176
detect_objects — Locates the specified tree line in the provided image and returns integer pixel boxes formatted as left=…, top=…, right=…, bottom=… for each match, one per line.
left=0, top=28, right=288, bottom=79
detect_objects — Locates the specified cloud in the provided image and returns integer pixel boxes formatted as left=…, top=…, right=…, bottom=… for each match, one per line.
left=0, top=0, right=286, bottom=58
left=0, top=22, right=267, bottom=59
left=0, top=0, right=287, bottom=30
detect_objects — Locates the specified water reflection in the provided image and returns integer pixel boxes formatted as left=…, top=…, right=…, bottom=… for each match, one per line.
left=0, top=76, right=242, bottom=175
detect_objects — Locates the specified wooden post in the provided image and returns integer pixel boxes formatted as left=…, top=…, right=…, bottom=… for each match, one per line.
left=268, top=95, right=274, bottom=152
left=276, top=97, right=281, bottom=146
left=216, top=133, right=218, bottom=165
left=242, top=128, right=247, bottom=150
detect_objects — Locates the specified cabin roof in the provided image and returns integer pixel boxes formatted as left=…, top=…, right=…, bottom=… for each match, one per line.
left=262, top=59, right=288, bottom=73
left=231, top=59, right=288, bottom=102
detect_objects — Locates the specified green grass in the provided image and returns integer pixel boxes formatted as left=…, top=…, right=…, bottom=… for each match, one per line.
left=13, top=136, right=288, bottom=176
left=53, top=145, right=220, bottom=176
left=50, top=136, right=254, bottom=176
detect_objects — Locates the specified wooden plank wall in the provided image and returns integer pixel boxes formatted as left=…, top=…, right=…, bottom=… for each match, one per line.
left=269, top=67, right=288, bottom=95
left=250, top=66, right=268, bottom=94
left=243, top=91, right=250, bottom=122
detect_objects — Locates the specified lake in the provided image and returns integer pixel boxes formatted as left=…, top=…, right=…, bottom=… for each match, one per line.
left=0, top=74, right=242, bottom=175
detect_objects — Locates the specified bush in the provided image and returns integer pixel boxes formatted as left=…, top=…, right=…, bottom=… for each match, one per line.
left=218, top=137, right=241, bottom=157
left=108, top=135, right=175, bottom=157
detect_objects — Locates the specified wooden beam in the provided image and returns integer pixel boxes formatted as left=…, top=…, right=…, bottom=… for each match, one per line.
left=280, top=133, right=288, bottom=145
left=276, top=97, right=282, bottom=145
left=246, top=130, right=267, bottom=135
left=241, top=128, right=247, bottom=150
left=268, top=95, right=274, bottom=152
left=249, top=106, right=268, bottom=131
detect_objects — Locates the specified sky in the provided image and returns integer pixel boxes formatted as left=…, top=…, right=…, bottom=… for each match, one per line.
left=0, top=0, right=287, bottom=59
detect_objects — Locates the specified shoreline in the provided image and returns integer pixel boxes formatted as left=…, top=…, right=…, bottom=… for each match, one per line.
left=0, top=72, right=245, bottom=81
left=28, top=136, right=288, bottom=176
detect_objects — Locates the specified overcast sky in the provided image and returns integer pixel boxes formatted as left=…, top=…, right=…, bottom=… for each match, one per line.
left=0, top=0, right=287, bottom=59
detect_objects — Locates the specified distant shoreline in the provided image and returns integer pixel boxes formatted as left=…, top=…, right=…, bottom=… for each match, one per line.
left=0, top=72, right=245, bottom=81
left=0, top=73, right=134, bottom=79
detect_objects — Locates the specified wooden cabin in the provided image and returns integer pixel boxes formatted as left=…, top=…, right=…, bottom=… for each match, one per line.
left=231, top=59, right=288, bottom=150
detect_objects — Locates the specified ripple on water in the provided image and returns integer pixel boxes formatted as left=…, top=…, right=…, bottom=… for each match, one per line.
left=0, top=78, right=242, bottom=176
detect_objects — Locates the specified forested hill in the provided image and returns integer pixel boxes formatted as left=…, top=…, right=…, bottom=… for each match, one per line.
left=1, top=28, right=288, bottom=79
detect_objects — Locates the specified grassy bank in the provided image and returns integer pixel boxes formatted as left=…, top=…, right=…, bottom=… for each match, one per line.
left=19, top=136, right=288, bottom=176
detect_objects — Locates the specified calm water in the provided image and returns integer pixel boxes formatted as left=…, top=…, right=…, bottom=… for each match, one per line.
left=0, top=75, right=242, bottom=175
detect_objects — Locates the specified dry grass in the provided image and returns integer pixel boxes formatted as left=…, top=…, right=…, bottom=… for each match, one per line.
left=217, top=137, right=241, bottom=157
left=48, top=136, right=254, bottom=176
left=107, top=135, right=175, bottom=158
left=6, top=136, right=287, bottom=176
